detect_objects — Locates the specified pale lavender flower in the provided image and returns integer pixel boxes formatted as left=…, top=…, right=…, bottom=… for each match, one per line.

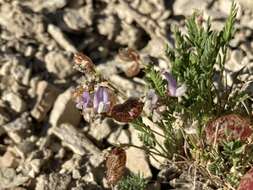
left=93, top=86, right=111, bottom=113
left=76, top=91, right=92, bottom=109
left=147, top=89, right=159, bottom=109
left=163, top=71, right=186, bottom=97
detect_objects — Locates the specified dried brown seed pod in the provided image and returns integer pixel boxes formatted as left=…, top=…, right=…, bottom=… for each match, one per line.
left=118, top=48, right=141, bottom=77
left=205, top=114, right=253, bottom=144
left=238, top=168, right=253, bottom=190
left=125, top=62, right=141, bottom=78
left=118, top=48, right=140, bottom=62
left=73, top=52, right=94, bottom=73
left=106, top=147, right=126, bottom=186
left=110, top=98, right=144, bottom=122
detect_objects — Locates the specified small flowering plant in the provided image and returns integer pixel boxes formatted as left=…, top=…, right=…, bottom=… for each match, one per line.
left=72, top=2, right=253, bottom=189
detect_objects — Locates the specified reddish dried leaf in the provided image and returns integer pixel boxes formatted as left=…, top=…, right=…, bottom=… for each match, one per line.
left=110, top=98, right=144, bottom=122
left=238, top=168, right=253, bottom=190
left=125, top=62, right=140, bottom=77
left=106, top=147, right=126, bottom=186
left=118, top=48, right=140, bottom=62
left=205, top=114, right=253, bottom=144
left=118, top=48, right=141, bottom=77
left=73, top=52, right=94, bottom=73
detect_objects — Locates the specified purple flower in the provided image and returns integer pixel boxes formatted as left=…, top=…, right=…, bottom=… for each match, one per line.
left=147, top=89, right=159, bottom=109
left=163, top=71, right=186, bottom=97
left=93, top=86, right=111, bottom=113
left=76, top=91, right=92, bottom=109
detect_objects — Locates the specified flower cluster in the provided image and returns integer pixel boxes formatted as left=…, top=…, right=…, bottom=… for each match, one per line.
left=75, top=85, right=114, bottom=114
left=72, top=52, right=144, bottom=123
left=162, top=71, right=186, bottom=97
left=71, top=3, right=253, bottom=189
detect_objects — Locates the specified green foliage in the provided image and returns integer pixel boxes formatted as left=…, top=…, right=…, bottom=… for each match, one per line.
left=203, top=140, right=253, bottom=187
left=166, top=3, right=238, bottom=124
left=145, top=65, right=166, bottom=97
left=132, top=118, right=156, bottom=148
left=222, top=2, right=237, bottom=44
left=117, top=173, right=148, bottom=190
left=129, top=2, right=252, bottom=189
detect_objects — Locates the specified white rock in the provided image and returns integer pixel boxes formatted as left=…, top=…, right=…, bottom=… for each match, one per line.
left=0, top=168, right=29, bottom=189
left=231, top=49, right=244, bottom=64
left=35, top=173, right=71, bottom=190
left=88, top=119, right=112, bottom=141
left=107, top=128, right=130, bottom=145
left=48, top=24, right=77, bottom=53
left=50, top=123, right=103, bottom=167
left=31, top=0, right=67, bottom=12
left=238, top=0, right=253, bottom=12
left=125, top=147, right=152, bottom=179
left=2, top=92, right=26, bottom=113
left=2, top=112, right=31, bottom=143
left=31, top=81, right=60, bottom=121
left=173, top=0, right=209, bottom=16
left=49, top=88, right=81, bottom=127
left=0, top=151, right=18, bottom=168
left=129, top=125, right=143, bottom=146
left=45, top=51, right=74, bottom=79
left=63, top=8, right=90, bottom=31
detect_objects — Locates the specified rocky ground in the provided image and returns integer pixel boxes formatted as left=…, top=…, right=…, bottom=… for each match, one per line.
left=0, top=0, right=252, bottom=189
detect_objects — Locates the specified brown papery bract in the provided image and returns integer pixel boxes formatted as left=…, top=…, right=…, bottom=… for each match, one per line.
left=238, top=168, right=253, bottom=190
left=118, top=48, right=140, bottom=62
left=118, top=48, right=141, bottom=77
left=106, top=147, right=127, bottom=186
left=110, top=98, right=144, bottom=123
left=73, top=52, right=95, bottom=73
left=205, top=114, right=253, bottom=144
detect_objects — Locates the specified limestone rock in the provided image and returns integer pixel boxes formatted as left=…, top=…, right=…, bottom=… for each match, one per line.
left=63, top=7, right=93, bottom=31
left=238, top=0, right=253, bottom=12
left=3, top=112, right=31, bottom=143
left=107, top=128, right=130, bottom=145
left=88, top=118, right=113, bottom=141
left=0, top=3, right=44, bottom=38
left=2, top=92, right=26, bottom=113
left=48, top=24, right=77, bottom=53
left=15, top=140, right=36, bottom=159
left=0, top=151, right=19, bottom=168
left=49, top=88, right=81, bottom=127
left=31, top=81, right=61, bottom=121
left=28, top=0, right=68, bottom=12
left=0, top=168, right=29, bottom=189
left=173, top=0, right=209, bottom=16
left=125, top=147, right=152, bottom=179
left=50, top=124, right=103, bottom=167
left=18, top=149, right=51, bottom=178
left=35, top=173, right=71, bottom=190
left=45, top=51, right=74, bottom=79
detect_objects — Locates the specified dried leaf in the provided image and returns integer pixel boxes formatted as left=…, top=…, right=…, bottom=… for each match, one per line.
left=106, top=147, right=126, bottom=186
left=73, top=52, right=94, bottom=73
left=238, top=168, right=253, bottom=190
left=205, top=114, right=253, bottom=143
left=110, top=98, right=144, bottom=122
left=118, top=48, right=140, bottom=62
left=118, top=48, right=141, bottom=77
left=125, top=62, right=141, bottom=77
